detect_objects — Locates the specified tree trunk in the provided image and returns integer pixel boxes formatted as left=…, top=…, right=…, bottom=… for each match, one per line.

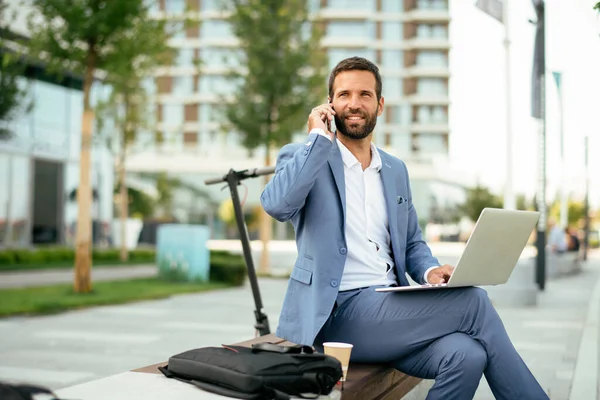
left=259, top=145, right=272, bottom=275
left=119, top=94, right=130, bottom=262
left=74, top=47, right=97, bottom=293
left=119, top=159, right=129, bottom=262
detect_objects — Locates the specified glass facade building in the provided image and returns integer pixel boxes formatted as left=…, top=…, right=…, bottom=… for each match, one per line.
left=0, top=67, right=114, bottom=247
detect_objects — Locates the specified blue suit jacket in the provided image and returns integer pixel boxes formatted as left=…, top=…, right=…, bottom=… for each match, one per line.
left=260, top=132, right=439, bottom=346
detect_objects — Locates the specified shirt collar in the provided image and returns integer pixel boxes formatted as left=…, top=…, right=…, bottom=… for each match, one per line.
left=336, top=138, right=382, bottom=172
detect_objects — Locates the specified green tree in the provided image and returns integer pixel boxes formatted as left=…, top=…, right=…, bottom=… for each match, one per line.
left=460, top=185, right=504, bottom=222
left=95, top=10, right=175, bottom=262
left=155, top=172, right=180, bottom=219
left=223, top=0, right=328, bottom=273
left=550, top=199, right=585, bottom=227
left=516, top=193, right=533, bottom=211
left=595, top=2, right=599, bottom=11
left=0, top=3, right=30, bottom=140
left=26, top=0, right=161, bottom=292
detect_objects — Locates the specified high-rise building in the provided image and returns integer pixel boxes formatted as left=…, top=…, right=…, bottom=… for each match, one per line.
left=126, top=0, right=463, bottom=235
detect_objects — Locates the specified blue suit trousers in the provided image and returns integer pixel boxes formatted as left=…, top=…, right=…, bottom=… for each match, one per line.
left=314, top=286, right=549, bottom=400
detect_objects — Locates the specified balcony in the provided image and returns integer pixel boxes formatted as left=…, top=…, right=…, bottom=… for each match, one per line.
left=405, top=37, right=450, bottom=50
left=405, top=66, right=449, bottom=78
left=408, top=94, right=450, bottom=106
left=409, top=123, right=450, bottom=133
left=321, top=37, right=370, bottom=48
left=317, top=8, right=374, bottom=20
left=404, top=9, right=450, bottom=23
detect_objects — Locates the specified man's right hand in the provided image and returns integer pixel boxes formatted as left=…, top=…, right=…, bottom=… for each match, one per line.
left=308, top=104, right=335, bottom=140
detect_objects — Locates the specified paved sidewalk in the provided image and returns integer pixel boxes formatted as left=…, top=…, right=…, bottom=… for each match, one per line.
left=0, top=252, right=598, bottom=399
left=0, top=265, right=157, bottom=289
left=467, top=252, right=599, bottom=399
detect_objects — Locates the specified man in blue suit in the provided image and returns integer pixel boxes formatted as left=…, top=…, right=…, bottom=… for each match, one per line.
left=260, top=57, right=548, bottom=399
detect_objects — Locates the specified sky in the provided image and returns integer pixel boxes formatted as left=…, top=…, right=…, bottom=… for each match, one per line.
left=448, top=0, right=600, bottom=207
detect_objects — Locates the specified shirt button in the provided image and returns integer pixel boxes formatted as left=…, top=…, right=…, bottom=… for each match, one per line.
left=339, top=247, right=347, bottom=255
left=330, top=280, right=338, bottom=287
left=303, top=150, right=309, bottom=156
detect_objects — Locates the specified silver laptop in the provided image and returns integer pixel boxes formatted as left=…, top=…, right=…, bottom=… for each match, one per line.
left=376, top=208, right=540, bottom=293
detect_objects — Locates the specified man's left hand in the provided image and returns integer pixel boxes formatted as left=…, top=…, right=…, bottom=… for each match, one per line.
left=427, top=265, right=455, bottom=284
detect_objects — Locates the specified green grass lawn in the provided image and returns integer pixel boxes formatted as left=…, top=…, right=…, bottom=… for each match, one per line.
left=0, top=259, right=152, bottom=272
left=0, top=279, right=231, bottom=317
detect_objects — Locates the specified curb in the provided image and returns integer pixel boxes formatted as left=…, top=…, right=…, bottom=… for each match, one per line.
left=569, top=268, right=600, bottom=400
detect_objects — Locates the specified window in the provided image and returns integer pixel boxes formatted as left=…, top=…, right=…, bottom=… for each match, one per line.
left=329, top=0, right=374, bottom=10
left=383, top=77, right=402, bottom=100
left=431, top=106, right=447, bottom=122
left=146, top=0, right=159, bottom=13
left=417, top=106, right=430, bottom=123
left=202, top=48, right=241, bottom=68
left=199, top=75, right=238, bottom=96
left=165, top=0, right=185, bottom=14
left=0, top=154, right=8, bottom=243
left=69, top=90, right=83, bottom=158
left=417, top=0, right=448, bottom=10
left=167, top=21, right=186, bottom=39
left=381, top=50, right=402, bottom=68
left=385, top=106, right=401, bottom=124
left=416, top=24, right=431, bottom=38
left=417, top=133, right=447, bottom=154
left=381, top=0, right=403, bottom=12
left=172, top=76, right=194, bottom=95
left=432, top=25, right=448, bottom=38
left=9, top=156, right=30, bottom=245
left=382, top=22, right=402, bottom=42
left=307, top=0, right=320, bottom=12
left=328, top=48, right=375, bottom=69
left=416, top=51, right=447, bottom=67
left=163, top=104, right=184, bottom=126
left=176, top=49, right=195, bottom=66
left=327, top=22, right=368, bottom=38
left=417, top=78, right=446, bottom=95
left=201, top=20, right=233, bottom=39
left=201, top=0, right=221, bottom=11
left=142, top=78, right=156, bottom=95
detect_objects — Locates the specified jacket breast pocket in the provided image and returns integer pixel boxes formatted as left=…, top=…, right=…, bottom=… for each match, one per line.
left=290, top=265, right=313, bottom=285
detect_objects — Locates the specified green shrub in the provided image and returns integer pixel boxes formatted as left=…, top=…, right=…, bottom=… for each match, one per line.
left=0, top=251, right=15, bottom=265
left=12, top=249, right=45, bottom=264
left=210, top=253, right=246, bottom=286
left=92, top=249, right=120, bottom=262
left=0, top=247, right=156, bottom=267
left=157, top=258, right=190, bottom=282
left=129, top=248, right=156, bottom=262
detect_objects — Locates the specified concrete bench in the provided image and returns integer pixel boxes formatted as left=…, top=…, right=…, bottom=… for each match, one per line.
left=134, top=333, right=422, bottom=399
left=547, top=251, right=582, bottom=279
left=484, top=257, right=539, bottom=307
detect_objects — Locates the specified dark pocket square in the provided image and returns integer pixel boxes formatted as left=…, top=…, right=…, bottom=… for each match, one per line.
left=397, top=196, right=405, bottom=204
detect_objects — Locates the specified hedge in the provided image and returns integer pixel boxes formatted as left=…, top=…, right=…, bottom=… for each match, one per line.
left=0, top=247, right=247, bottom=286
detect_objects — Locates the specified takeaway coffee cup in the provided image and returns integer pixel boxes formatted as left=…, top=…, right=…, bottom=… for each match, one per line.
left=322, top=342, right=353, bottom=382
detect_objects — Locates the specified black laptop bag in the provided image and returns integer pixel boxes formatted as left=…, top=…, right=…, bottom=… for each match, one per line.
left=158, top=343, right=343, bottom=399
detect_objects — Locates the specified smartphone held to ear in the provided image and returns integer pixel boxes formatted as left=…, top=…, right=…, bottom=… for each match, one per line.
left=328, top=103, right=335, bottom=132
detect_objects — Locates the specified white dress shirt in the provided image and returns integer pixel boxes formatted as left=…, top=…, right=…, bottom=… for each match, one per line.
left=335, top=138, right=398, bottom=291
left=310, top=129, right=437, bottom=288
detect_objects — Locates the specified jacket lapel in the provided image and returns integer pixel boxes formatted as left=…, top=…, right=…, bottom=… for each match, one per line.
left=328, top=140, right=346, bottom=226
left=378, top=152, right=398, bottom=237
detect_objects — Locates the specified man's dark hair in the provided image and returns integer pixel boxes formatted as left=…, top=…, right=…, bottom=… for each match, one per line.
left=328, top=57, right=382, bottom=101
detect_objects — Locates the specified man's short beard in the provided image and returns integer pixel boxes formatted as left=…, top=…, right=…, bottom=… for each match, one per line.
left=334, top=110, right=378, bottom=140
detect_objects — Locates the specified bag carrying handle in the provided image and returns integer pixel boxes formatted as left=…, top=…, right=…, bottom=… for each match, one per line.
left=251, top=343, right=314, bottom=354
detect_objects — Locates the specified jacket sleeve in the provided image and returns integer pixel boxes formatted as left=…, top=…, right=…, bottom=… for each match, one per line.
left=260, top=133, right=333, bottom=222
left=402, top=162, right=440, bottom=284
